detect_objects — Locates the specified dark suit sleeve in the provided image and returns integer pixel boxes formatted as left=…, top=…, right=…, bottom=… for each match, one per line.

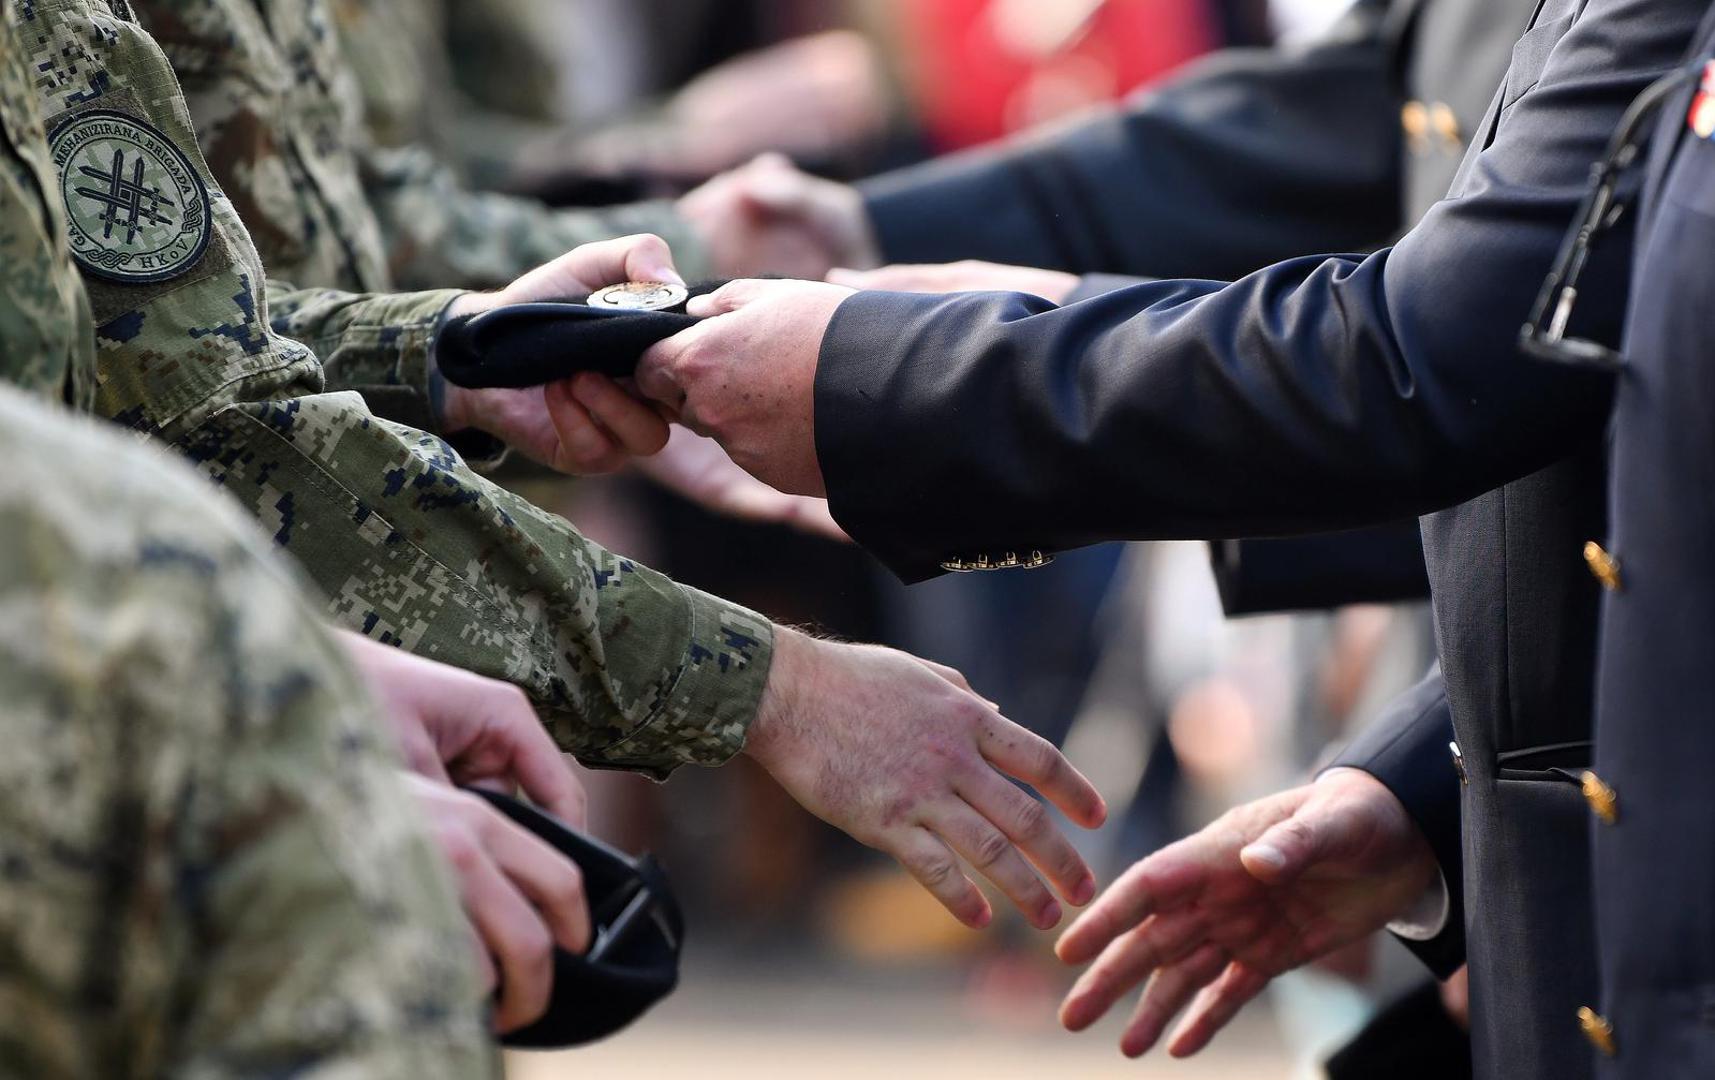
left=1210, top=522, right=1429, bottom=616
left=858, top=0, right=1402, bottom=281
left=814, top=0, right=1684, bottom=581
left=1328, top=666, right=1467, bottom=977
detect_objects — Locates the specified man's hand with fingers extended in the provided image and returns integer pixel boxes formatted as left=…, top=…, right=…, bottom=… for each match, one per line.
left=745, top=627, right=1108, bottom=929
left=1056, top=767, right=1436, bottom=1057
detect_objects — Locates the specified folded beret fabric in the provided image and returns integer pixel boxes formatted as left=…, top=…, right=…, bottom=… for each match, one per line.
left=437, top=283, right=723, bottom=387
left=469, top=790, right=684, bottom=1048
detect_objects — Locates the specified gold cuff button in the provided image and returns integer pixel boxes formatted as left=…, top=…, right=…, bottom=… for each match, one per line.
left=939, top=550, right=1056, bottom=574
left=1584, top=541, right=1623, bottom=591
left=1578, top=1007, right=1617, bottom=1057
left=1581, top=771, right=1618, bottom=825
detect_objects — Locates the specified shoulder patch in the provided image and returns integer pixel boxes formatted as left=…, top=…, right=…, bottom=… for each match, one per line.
left=48, top=109, right=212, bottom=284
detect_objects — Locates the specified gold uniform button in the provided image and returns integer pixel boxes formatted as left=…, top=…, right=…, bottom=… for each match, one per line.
left=1429, top=102, right=1462, bottom=147
left=1581, top=771, right=1619, bottom=825
left=1578, top=1006, right=1617, bottom=1057
left=1449, top=741, right=1467, bottom=785
left=1584, top=541, right=1623, bottom=591
left=1402, top=100, right=1431, bottom=153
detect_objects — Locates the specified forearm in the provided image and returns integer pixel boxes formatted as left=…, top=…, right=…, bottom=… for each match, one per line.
left=174, top=391, right=773, bottom=778
left=816, top=250, right=1611, bottom=578
left=266, top=281, right=466, bottom=433
left=360, top=145, right=712, bottom=291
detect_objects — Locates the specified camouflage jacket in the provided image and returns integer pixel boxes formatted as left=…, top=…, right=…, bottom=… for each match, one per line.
left=15, top=0, right=773, bottom=778
left=0, top=0, right=94, bottom=410
left=0, top=379, right=495, bottom=1079
left=136, top=0, right=707, bottom=299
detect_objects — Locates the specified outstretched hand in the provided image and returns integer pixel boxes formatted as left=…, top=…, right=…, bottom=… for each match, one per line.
left=745, top=628, right=1108, bottom=930
left=1057, top=768, right=1437, bottom=1058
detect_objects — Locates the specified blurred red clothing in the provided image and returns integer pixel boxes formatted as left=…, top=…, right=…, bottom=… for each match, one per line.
left=892, top=0, right=1219, bottom=151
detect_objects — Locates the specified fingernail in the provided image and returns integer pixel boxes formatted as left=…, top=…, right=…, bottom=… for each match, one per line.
left=1241, top=842, right=1285, bottom=871
left=973, top=905, right=993, bottom=929
left=1072, top=875, right=1096, bottom=906
left=1039, top=900, right=1063, bottom=928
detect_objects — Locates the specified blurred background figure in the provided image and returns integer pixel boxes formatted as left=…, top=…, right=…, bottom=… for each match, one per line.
left=375, top=1, right=1442, bottom=1075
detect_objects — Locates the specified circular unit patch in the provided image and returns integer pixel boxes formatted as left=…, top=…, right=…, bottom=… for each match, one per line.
left=48, top=109, right=211, bottom=283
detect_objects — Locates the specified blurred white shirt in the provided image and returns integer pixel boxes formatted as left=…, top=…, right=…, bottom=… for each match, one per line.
left=1270, top=0, right=1362, bottom=46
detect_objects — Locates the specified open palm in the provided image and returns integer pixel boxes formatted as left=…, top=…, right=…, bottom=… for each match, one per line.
left=1057, top=768, right=1437, bottom=1058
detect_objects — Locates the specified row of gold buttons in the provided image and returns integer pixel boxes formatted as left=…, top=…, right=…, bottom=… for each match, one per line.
left=938, top=550, right=1055, bottom=573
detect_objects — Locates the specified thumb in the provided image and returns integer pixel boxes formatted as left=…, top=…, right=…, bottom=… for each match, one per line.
left=1240, top=813, right=1326, bottom=885
left=687, top=279, right=763, bottom=318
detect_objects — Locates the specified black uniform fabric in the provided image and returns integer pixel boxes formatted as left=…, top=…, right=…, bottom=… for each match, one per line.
left=469, top=791, right=684, bottom=1049
left=859, top=0, right=1532, bottom=619
left=1208, top=521, right=1429, bottom=615
left=1590, top=12, right=1715, bottom=1073
left=812, top=0, right=1705, bottom=1074
left=1324, top=981, right=1474, bottom=1080
left=437, top=283, right=722, bottom=388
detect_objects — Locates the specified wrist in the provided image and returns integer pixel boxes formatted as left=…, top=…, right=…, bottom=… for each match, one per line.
left=1317, top=766, right=1438, bottom=883
left=744, top=624, right=815, bottom=769
left=434, top=291, right=501, bottom=434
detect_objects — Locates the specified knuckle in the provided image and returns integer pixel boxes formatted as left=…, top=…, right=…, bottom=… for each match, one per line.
left=502, top=682, right=535, bottom=716
left=439, top=828, right=482, bottom=874
left=913, top=854, right=957, bottom=889
left=973, top=828, right=1013, bottom=869
left=548, top=864, right=586, bottom=908
left=1011, top=796, right=1050, bottom=840
left=1028, top=736, right=1065, bottom=779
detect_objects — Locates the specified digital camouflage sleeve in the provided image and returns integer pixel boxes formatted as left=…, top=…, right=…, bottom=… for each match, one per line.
left=140, top=0, right=708, bottom=301
left=18, top=0, right=773, bottom=778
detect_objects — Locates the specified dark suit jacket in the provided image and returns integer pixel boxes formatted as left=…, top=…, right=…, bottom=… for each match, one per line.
left=858, top=0, right=1523, bottom=279
left=1587, top=10, right=1715, bottom=1072
left=813, top=0, right=1707, bottom=1074
left=858, top=0, right=1531, bottom=611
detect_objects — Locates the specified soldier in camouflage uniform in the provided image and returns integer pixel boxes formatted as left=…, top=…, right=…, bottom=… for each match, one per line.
left=0, top=11, right=552, bottom=1070
left=12, top=0, right=1111, bottom=935
left=18, top=0, right=770, bottom=779
left=0, top=383, right=497, bottom=1079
